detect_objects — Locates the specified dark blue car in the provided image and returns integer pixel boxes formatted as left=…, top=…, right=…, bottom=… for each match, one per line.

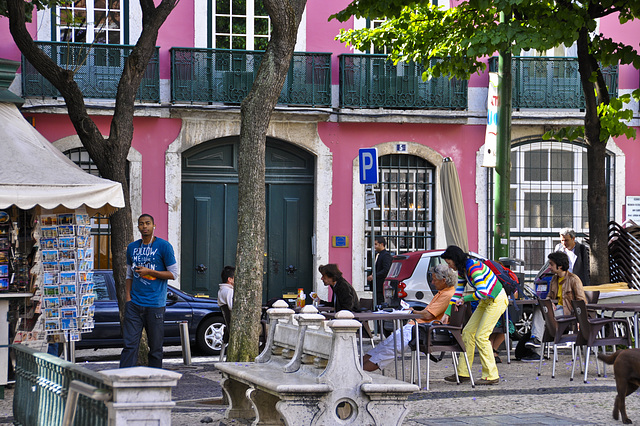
left=75, top=270, right=226, bottom=355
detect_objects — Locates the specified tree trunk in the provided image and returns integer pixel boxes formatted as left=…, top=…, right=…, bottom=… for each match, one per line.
left=577, top=27, right=610, bottom=285
left=227, top=0, right=307, bottom=362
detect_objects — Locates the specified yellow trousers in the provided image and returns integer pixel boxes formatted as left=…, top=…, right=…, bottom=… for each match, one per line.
left=457, top=289, right=508, bottom=381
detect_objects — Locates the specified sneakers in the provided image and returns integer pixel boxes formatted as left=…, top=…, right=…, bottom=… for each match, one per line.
left=519, top=352, right=541, bottom=362
left=477, top=377, right=499, bottom=385
left=525, top=337, right=542, bottom=349
left=444, top=374, right=470, bottom=383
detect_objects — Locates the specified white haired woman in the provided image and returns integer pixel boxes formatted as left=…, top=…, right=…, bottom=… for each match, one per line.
left=363, top=263, right=457, bottom=372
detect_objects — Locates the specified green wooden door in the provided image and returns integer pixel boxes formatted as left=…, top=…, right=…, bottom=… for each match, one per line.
left=181, top=137, right=315, bottom=303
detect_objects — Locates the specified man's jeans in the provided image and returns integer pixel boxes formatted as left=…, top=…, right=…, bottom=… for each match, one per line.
left=120, top=301, right=165, bottom=369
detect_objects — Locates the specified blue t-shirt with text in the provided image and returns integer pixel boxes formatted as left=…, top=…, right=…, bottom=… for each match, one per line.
left=126, top=237, right=176, bottom=308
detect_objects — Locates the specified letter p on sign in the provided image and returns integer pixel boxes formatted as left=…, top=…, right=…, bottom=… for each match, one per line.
left=359, top=148, right=378, bottom=184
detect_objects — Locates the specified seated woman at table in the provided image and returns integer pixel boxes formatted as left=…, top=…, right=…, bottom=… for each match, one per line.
left=362, top=263, right=457, bottom=372
left=316, top=264, right=360, bottom=312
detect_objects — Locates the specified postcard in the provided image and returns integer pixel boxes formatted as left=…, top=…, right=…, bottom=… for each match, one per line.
left=60, top=283, right=76, bottom=295
left=41, top=238, right=58, bottom=249
left=80, top=294, right=95, bottom=306
left=80, top=282, right=94, bottom=294
left=83, top=247, right=93, bottom=260
left=57, top=214, right=74, bottom=225
left=76, top=235, right=89, bottom=248
left=60, top=260, right=76, bottom=273
left=58, top=237, right=75, bottom=249
left=43, top=285, right=59, bottom=296
left=79, top=260, right=94, bottom=271
left=45, top=320, right=60, bottom=331
left=44, top=296, right=60, bottom=309
left=69, top=329, right=80, bottom=341
left=41, top=215, right=57, bottom=226
left=0, top=251, right=7, bottom=262
left=61, top=317, right=78, bottom=330
left=0, top=238, right=9, bottom=250
left=44, top=308, right=59, bottom=319
left=42, top=250, right=58, bottom=262
left=43, top=262, right=59, bottom=273
left=60, top=306, right=77, bottom=318
left=60, top=272, right=76, bottom=284
left=60, top=295, right=76, bottom=307
left=44, top=272, right=58, bottom=285
left=41, top=226, right=58, bottom=239
left=57, top=225, right=74, bottom=237
left=75, top=214, right=89, bottom=225
left=0, top=278, right=7, bottom=290
left=0, top=264, right=7, bottom=277
left=59, top=249, right=76, bottom=261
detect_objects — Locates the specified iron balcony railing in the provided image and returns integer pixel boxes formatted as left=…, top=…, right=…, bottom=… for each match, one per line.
left=488, top=56, right=618, bottom=109
left=12, top=344, right=109, bottom=426
left=22, top=41, right=160, bottom=102
left=338, top=54, right=468, bottom=109
left=170, top=48, right=332, bottom=106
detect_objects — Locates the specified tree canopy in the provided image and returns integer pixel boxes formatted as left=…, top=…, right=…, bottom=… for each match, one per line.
left=334, top=0, right=640, bottom=284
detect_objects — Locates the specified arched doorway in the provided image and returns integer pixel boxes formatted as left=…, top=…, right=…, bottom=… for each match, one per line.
left=181, top=136, right=315, bottom=303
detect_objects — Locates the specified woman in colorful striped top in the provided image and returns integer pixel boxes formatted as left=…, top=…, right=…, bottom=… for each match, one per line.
left=440, top=245, right=508, bottom=385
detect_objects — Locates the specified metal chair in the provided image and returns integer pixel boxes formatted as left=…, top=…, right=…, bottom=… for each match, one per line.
left=536, top=298, right=579, bottom=378
left=409, top=304, right=475, bottom=390
left=571, top=299, right=632, bottom=383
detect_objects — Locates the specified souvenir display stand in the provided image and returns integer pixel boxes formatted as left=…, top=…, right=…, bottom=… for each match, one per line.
left=0, top=93, right=125, bottom=391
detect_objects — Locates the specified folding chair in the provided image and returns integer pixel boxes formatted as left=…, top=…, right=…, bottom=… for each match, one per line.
left=410, top=304, right=475, bottom=390
left=536, top=298, right=579, bottom=378
left=571, top=299, right=631, bottom=383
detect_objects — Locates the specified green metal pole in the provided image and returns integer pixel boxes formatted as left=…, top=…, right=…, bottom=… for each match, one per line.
left=493, top=12, right=512, bottom=260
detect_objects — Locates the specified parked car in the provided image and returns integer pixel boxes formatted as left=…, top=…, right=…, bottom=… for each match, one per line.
left=75, top=270, right=226, bottom=355
left=382, top=250, right=533, bottom=339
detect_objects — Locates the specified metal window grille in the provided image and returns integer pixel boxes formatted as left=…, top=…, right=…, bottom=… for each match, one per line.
left=487, top=139, right=615, bottom=279
left=64, top=148, right=129, bottom=270
left=365, top=154, right=435, bottom=280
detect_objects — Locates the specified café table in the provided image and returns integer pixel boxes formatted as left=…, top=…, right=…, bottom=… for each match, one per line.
left=587, top=302, right=640, bottom=348
left=322, top=310, right=423, bottom=381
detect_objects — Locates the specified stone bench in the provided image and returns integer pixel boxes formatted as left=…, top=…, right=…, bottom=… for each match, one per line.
left=214, top=300, right=418, bottom=425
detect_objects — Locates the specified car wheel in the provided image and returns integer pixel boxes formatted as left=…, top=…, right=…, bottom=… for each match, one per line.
left=196, top=316, right=226, bottom=355
left=513, top=306, right=533, bottom=340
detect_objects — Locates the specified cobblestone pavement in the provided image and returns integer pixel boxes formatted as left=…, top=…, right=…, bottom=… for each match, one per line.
left=3, top=346, right=640, bottom=425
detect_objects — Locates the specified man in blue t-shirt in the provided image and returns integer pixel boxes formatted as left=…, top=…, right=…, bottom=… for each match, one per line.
left=120, top=214, right=178, bottom=369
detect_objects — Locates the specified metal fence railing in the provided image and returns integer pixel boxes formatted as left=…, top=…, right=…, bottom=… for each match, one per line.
left=12, top=344, right=110, bottom=426
left=170, top=48, right=332, bottom=106
left=22, top=42, right=160, bottom=102
left=338, top=54, right=468, bottom=109
left=488, top=56, right=618, bottom=109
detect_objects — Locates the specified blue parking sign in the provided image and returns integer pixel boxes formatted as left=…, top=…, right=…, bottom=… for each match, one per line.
left=359, top=148, right=378, bottom=184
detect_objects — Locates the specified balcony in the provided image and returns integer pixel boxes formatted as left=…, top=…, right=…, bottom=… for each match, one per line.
left=22, top=42, right=160, bottom=102
left=338, top=54, right=467, bottom=110
left=170, top=48, right=331, bottom=107
left=489, top=56, right=618, bottom=109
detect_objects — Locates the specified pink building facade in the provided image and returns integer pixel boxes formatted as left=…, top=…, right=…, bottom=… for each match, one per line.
left=1, top=0, right=639, bottom=303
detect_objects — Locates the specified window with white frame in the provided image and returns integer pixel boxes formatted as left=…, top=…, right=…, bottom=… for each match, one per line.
left=488, top=139, right=614, bottom=277
left=57, top=0, right=123, bottom=44
left=213, top=0, right=271, bottom=50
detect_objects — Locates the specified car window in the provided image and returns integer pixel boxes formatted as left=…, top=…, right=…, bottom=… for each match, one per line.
left=93, top=274, right=111, bottom=301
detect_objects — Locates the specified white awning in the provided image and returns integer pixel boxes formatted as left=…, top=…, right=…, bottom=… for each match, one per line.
left=0, top=102, right=125, bottom=215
